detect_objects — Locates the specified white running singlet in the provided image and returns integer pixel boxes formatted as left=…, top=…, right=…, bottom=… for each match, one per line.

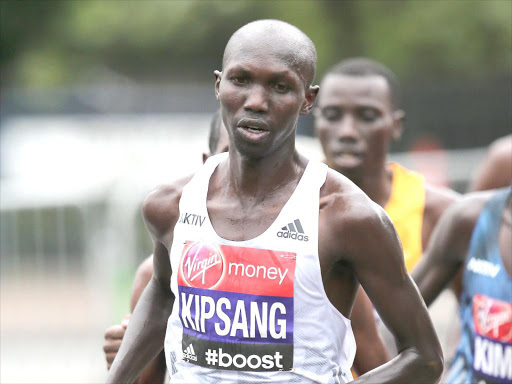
left=164, top=152, right=356, bottom=383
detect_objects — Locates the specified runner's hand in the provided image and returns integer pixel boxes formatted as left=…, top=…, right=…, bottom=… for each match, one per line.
left=103, top=314, right=131, bottom=369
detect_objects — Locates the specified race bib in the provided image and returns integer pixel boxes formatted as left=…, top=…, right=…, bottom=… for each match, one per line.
left=177, top=241, right=296, bottom=372
left=473, top=294, right=512, bottom=383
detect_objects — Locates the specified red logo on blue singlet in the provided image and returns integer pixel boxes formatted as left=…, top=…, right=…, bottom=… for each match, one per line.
left=473, top=294, right=512, bottom=343
left=180, top=242, right=225, bottom=289
left=472, top=294, right=512, bottom=381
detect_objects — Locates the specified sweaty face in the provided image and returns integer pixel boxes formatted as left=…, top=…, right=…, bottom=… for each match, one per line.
left=315, top=74, right=401, bottom=180
left=216, top=45, right=309, bottom=159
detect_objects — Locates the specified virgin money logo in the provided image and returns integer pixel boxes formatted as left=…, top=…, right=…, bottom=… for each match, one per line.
left=180, top=242, right=224, bottom=289
left=473, top=294, right=512, bottom=343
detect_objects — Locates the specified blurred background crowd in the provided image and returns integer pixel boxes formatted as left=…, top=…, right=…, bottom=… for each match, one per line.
left=0, top=1, right=510, bottom=382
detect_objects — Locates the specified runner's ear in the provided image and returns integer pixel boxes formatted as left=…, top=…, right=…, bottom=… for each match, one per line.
left=391, top=110, right=405, bottom=141
left=300, top=85, right=319, bottom=115
left=214, top=70, right=222, bottom=101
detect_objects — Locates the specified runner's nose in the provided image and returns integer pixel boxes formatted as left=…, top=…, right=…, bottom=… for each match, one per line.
left=244, top=85, right=269, bottom=114
left=337, top=114, right=359, bottom=141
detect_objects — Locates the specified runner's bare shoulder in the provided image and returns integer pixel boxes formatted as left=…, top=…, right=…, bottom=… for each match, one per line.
left=422, top=190, right=496, bottom=270
left=142, top=174, right=194, bottom=241
left=424, top=183, right=460, bottom=226
left=319, top=168, right=391, bottom=261
left=471, top=135, right=512, bottom=191
left=440, top=190, right=495, bottom=238
left=488, top=135, right=512, bottom=166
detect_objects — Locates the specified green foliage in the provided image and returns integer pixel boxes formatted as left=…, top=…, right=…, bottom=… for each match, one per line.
left=1, top=0, right=510, bottom=87
left=357, top=1, right=512, bottom=79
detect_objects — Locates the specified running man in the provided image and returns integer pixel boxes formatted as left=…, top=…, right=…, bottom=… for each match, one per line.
left=314, top=57, right=459, bottom=356
left=413, top=186, right=512, bottom=383
left=448, top=134, right=512, bottom=308
left=103, top=109, right=389, bottom=380
left=106, top=20, right=443, bottom=384
left=103, top=110, right=229, bottom=383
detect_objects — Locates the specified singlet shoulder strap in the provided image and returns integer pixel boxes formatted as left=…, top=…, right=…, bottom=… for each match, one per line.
left=278, top=160, right=328, bottom=217
left=199, top=152, right=228, bottom=178
left=180, top=152, right=228, bottom=213
left=299, top=160, right=328, bottom=191
left=478, top=187, right=510, bottom=236
left=484, top=187, right=510, bottom=219
left=288, top=160, right=327, bottom=204
left=467, top=187, right=511, bottom=263
left=184, top=152, right=227, bottom=189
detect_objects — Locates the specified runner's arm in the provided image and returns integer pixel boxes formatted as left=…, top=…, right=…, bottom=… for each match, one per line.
left=130, top=257, right=167, bottom=384
left=344, top=202, right=443, bottom=383
left=106, top=186, right=179, bottom=383
left=412, top=195, right=486, bottom=307
left=351, top=288, right=390, bottom=375
left=421, top=186, right=461, bottom=297
left=103, top=257, right=166, bottom=384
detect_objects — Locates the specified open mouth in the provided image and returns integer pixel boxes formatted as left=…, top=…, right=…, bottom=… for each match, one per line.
left=236, top=118, right=270, bottom=142
left=242, top=126, right=266, bottom=133
left=333, top=150, right=363, bottom=168
left=338, top=152, right=360, bottom=160
left=237, top=125, right=270, bottom=142
left=237, top=118, right=269, bottom=131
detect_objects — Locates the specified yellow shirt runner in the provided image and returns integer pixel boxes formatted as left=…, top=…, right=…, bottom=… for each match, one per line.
left=352, top=162, right=426, bottom=377
left=384, top=162, right=426, bottom=272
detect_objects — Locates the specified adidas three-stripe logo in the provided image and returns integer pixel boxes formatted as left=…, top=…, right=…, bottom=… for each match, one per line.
left=183, top=343, right=198, bottom=361
left=282, top=219, right=304, bottom=233
left=277, top=219, right=309, bottom=242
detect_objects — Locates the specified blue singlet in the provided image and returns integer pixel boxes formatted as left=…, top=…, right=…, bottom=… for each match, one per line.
left=446, top=187, right=512, bottom=384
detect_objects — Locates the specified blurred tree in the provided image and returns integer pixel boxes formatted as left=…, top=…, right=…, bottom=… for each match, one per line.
left=1, top=1, right=68, bottom=86
left=1, top=0, right=510, bottom=87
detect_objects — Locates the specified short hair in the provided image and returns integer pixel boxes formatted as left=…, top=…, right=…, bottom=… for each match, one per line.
left=208, top=109, right=223, bottom=155
left=326, top=58, right=401, bottom=109
left=223, top=19, right=317, bottom=87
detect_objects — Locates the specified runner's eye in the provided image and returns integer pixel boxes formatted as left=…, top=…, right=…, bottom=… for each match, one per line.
left=231, top=77, right=249, bottom=85
left=320, top=107, right=342, bottom=122
left=358, top=107, right=380, bottom=122
left=272, top=83, right=289, bottom=92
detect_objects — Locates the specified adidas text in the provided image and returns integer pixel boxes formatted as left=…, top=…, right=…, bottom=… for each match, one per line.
left=277, top=219, right=308, bottom=241
left=277, top=231, right=309, bottom=242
